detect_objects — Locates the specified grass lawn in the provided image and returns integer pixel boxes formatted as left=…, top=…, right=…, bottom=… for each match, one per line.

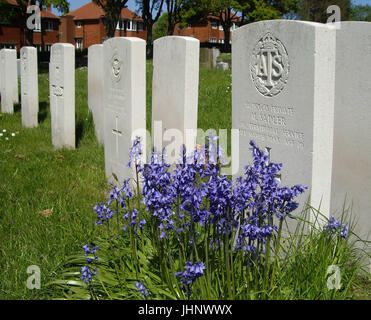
left=0, top=64, right=232, bottom=299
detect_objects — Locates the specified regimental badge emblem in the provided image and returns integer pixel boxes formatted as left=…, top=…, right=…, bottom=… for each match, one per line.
left=251, top=32, right=289, bottom=97
left=111, top=52, right=123, bottom=82
left=21, top=51, right=27, bottom=72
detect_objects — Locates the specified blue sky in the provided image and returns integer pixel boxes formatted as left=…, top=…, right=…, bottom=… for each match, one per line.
left=54, top=0, right=371, bottom=14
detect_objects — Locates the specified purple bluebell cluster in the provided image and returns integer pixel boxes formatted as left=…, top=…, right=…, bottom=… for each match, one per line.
left=175, top=261, right=206, bottom=296
left=135, top=281, right=149, bottom=298
left=88, top=138, right=308, bottom=290
left=324, top=216, right=349, bottom=239
left=94, top=178, right=134, bottom=226
left=128, top=137, right=143, bottom=169
left=80, top=265, right=96, bottom=284
left=80, top=244, right=99, bottom=284
left=142, top=150, right=175, bottom=238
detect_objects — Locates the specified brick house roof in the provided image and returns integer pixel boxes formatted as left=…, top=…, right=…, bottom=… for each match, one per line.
left=67, top=1, right=143, bottom=21
left=40, top=10, right=60, bottom=20
left=4, top=0, right=60, bottom=19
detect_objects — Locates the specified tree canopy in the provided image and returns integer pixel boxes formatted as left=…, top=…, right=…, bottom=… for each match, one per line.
left=93, top=0, right=129, bottom=38
left=350, top=4, right=371, bottom=22
left=298, top=0, right=351, bottom=22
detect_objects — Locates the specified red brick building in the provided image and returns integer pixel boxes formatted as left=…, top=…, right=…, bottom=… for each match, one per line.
left=60, top=1, right=146, bottom=49
left=0, top=0, right=145, bottom=52
left=174, top=14, right=240, bottom=45
left=0, top=0, right=60, bottom=51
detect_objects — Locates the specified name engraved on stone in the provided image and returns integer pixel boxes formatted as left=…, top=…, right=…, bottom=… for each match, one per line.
left=239, top=101, right=304, bottom=150
left=250, top=32, right=289, bottom=97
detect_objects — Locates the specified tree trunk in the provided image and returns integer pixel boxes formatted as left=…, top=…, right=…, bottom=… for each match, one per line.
left=167, top=19, right=175, bottom=35
left=146, top=22, right=153, bottom=59
left=223, top=27, right=231, bottom=53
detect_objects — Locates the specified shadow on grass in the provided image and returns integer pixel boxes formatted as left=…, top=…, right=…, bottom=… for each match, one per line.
left=14, top=102, right=21, bottom=113
left=38, top=102, right=48, bottom=123
left=76, top=119, right=85, bottom=148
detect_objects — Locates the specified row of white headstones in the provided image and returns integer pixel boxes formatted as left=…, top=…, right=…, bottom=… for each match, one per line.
left=0, top=20, right=370, bottom=246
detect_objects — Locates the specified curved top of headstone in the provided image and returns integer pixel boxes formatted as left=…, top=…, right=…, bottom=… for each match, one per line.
left=89, top=43, right=103, bottom=49
left=52, top=43, right=75, bottom=48
left=104, top=37, right=146, bottom=45
left=0, top=48, right=16, bottom=53
left=234, top=19, right=335, bottom=37
left=154, top=36, right=200, bottom=45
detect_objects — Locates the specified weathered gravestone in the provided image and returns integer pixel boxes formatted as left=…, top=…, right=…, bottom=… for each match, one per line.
left=20, top=47, right=39, bottom=128
left=152, top=36, right=200, bottom=161
left=49, top=43, right=75, bottom=149
left=88, top=44, right=104, bottom=145
left=200, top=47, right=213, bottom=69
left=103, top=37, right=146, bottom=183
left=331, top=22, right=371, bottom=243
left=232, top=20, right=336, bottom=221
left=212, top=47, right=221, bottom=68
left=0, top=49, right=18, bottom=113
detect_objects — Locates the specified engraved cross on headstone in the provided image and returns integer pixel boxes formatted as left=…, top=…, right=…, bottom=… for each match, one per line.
left=112, top=116, right=122, bottom=157
left=265, top=147, right=282, bottom=183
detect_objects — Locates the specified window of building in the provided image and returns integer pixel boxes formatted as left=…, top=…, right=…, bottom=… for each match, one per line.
left=45, top=44, right=51, bottom=52
left=77, top=21, right=82, bottom=28
left=219, top=24, right=223, bottom=31
left=45, top=20, right=53, bottom=31
left=187, top=24, right=191, bottom=29
left=76, top=38, right=83, bottom=49
left=218, top=39, right=224, bottom=44
left=36, top=44, right=42, bottom=52
left=126, top=20, right=137, bottom=31
left=34, top=17, right=41, bottom=32
left=116, top=20, right=123, bottom=30
left=211, top=21, right=218, bottom=29
left=131, top=21, right=137, bottom=31
left=137, top=21, right=144, bottom=31
left=209, top=37, right=217, bottom=43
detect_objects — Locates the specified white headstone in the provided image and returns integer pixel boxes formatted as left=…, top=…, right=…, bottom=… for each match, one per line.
left=212, top=47, right=221, bottom=68
left=0, top=49, right=18, bottom=113
left=331, top=22, right=371, bottom=243
left=88, top=44, right=104, bottom=145
left=49, top=43, right=75, bottom=149
left=232, top=20, right=336, bottom=221
left=152, top=36, right=200, bottom=158
left=20, top=47, right=39, bottom=128
left=216, top=61, right=229, bottom=70
left=103, top=37, right=146, bottom=183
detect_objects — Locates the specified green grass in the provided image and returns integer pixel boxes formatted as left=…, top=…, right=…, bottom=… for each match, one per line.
left=0, top=65, right=232, bottom=299
left=1, top=65, right=370, bottom=300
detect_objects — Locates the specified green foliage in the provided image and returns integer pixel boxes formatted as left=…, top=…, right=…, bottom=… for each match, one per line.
left=153, top=12, right=168, bottom=40
left=298, top=0, right=351, bottom=22
left=50, top=198, right=370, bottom=300
left=0, top=65, right=369, bottom=300
left=93, top=0, right=129, bottom=38
left=350, top=4, right=371, bottom=22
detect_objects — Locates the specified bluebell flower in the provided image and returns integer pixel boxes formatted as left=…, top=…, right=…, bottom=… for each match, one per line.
left=176, top=261, right=206, bottom=289
left=142, top=149, right=176, bottom=236
left=127, top=136, right=143, bottom=169
left=80, top=265, right=97, bottom=284
left=94, top=202, right=114, bottom=225
left=135, top=282, right=149, bottom=298
left=324, top=216, right=349, bottom=239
